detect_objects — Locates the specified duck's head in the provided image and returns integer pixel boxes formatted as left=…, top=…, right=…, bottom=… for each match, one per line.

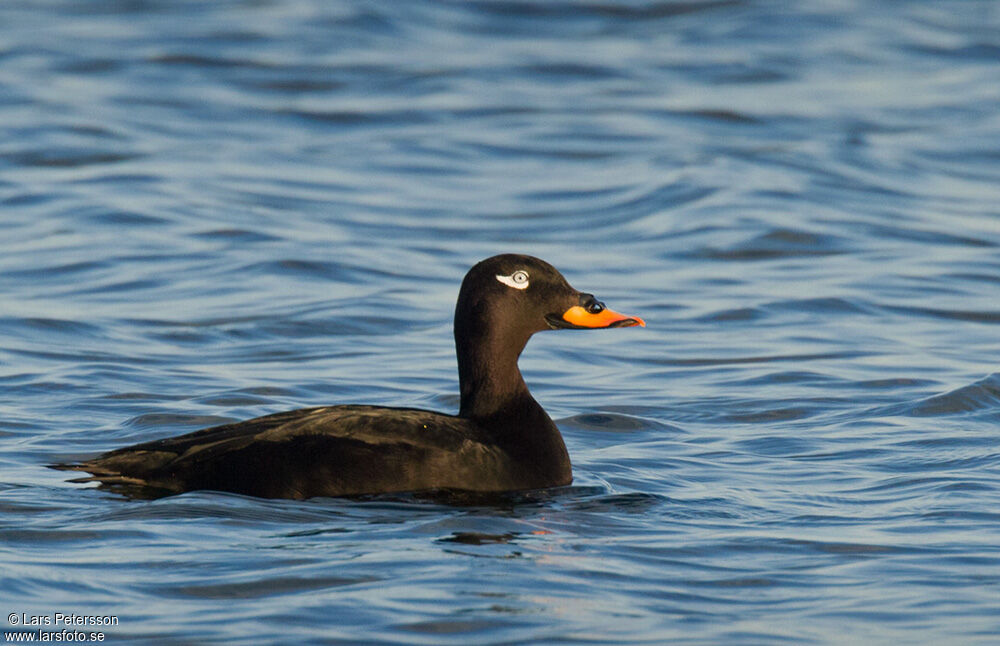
left=455, top=254, right=644, bottom=348
left=453, top=254, right=644, bottom=419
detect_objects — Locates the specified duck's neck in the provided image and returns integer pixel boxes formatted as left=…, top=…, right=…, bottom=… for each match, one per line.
left=455, top=318, right=547, bottom=420
left=456, top=328, right=540, bottom=420
left=454, top=311, right=571, bottom=488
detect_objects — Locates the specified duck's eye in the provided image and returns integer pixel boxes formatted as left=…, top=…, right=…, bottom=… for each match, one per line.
left=496, top=270, right=530, bottom=290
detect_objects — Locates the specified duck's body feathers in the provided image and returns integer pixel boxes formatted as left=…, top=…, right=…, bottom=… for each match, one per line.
left=58, top=405, right=562, bottom=499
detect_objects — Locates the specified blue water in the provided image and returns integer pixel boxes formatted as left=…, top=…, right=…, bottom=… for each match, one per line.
left=2, top=1, right=1000, bottom=643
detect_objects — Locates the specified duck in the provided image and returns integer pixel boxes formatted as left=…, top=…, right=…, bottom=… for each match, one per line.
left=55, top=254, right=644, bottom=499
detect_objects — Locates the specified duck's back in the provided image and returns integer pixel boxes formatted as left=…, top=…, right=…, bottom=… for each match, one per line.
left=61, top=405, right=519, bottom=499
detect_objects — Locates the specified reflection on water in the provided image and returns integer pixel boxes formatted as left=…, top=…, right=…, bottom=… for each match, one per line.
left=2, top=0, right=1000, bottom=643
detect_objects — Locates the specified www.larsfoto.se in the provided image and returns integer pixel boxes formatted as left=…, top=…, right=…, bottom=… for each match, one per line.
left=5, top=629, right=106, bottom=643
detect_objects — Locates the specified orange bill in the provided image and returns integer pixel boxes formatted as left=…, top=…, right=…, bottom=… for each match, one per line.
left=561, top=305, right=645, bottom=328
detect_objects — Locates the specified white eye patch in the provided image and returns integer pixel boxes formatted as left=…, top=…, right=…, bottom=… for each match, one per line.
left=496, top=270, right=530, bottom=290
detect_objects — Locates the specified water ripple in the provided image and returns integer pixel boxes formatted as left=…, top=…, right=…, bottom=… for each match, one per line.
left=2, top=0, right=1000, bottom=644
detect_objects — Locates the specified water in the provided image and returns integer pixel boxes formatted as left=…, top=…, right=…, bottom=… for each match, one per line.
left=2, top=0, right=999, bottom=643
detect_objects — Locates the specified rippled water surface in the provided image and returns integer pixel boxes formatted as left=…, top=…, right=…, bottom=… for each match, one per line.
left=2, top=1, right=1000, bottom=644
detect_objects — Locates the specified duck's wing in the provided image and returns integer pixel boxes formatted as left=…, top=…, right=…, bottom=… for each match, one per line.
left=53, top=407, right=329, bottom=485
left=54, top=405, right=498, bottom=499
